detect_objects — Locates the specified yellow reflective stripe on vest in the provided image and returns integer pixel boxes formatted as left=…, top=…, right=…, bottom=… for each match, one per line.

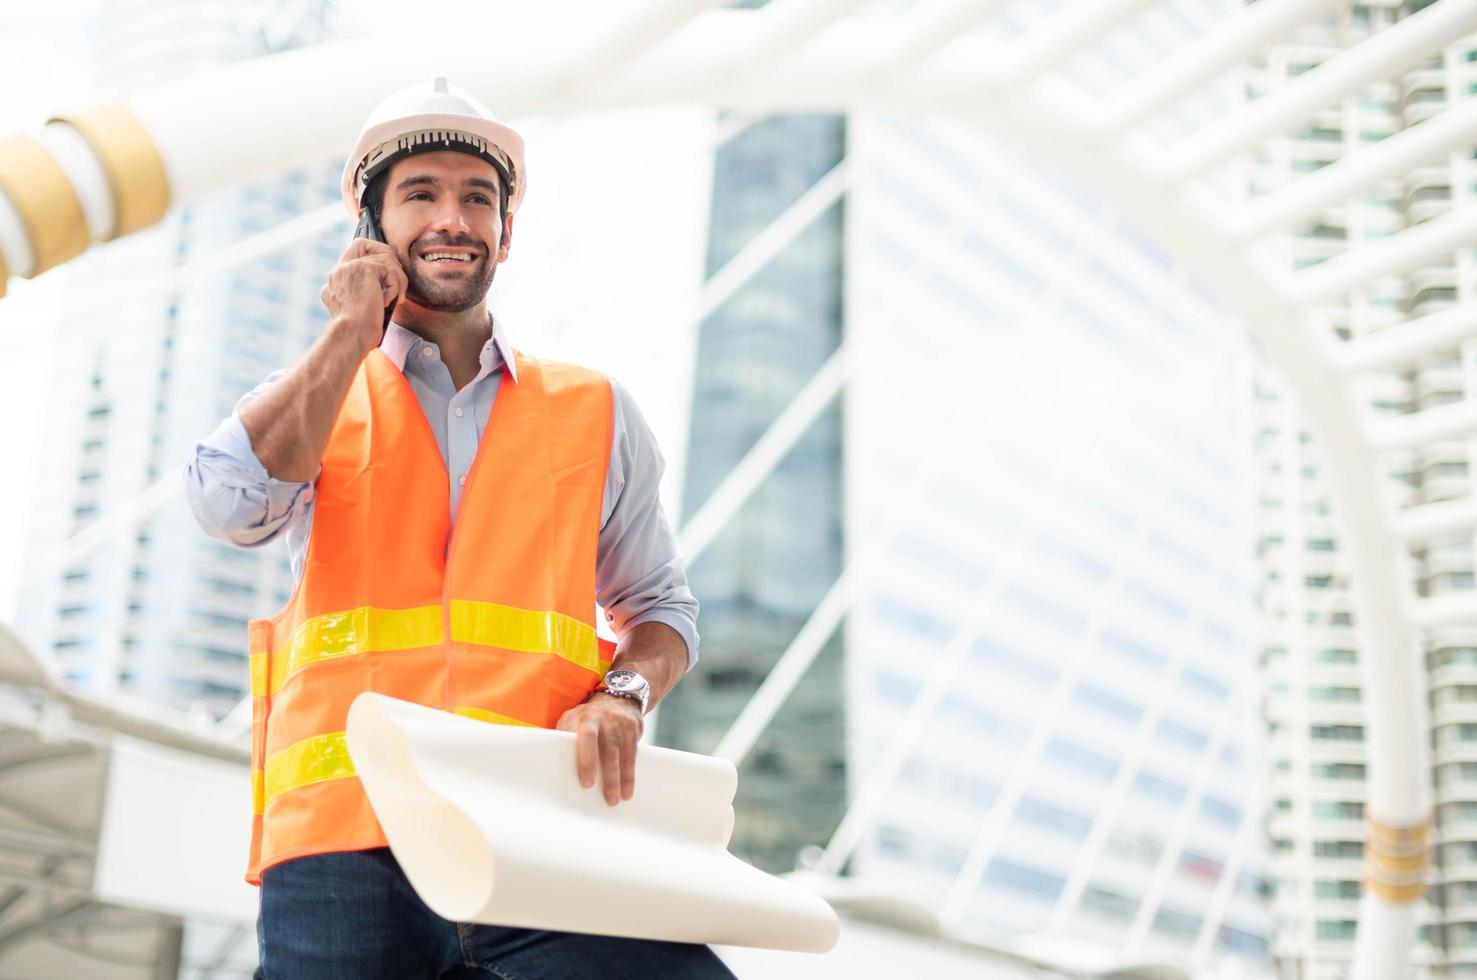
left=260, top=730, right=356, bottom=813
left=255, top=709, right=542, bottom=814
left=449, top=600, right=606, bottom=676
left=453, top=705, right=539, bottom=728
left=249, top=605, right=445, bottom=697
left=250, top=654, right=268, bottom=700
left=249, top=603, right=606, bottom=699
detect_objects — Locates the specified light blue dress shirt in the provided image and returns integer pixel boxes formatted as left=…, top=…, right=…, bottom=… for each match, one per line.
left=183, top=321, right=699, bottom=667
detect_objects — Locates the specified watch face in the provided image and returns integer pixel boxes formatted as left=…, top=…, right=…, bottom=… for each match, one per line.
left=606, top=670, right=643, bottom=692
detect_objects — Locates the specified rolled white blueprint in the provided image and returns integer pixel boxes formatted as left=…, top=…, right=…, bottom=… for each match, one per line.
left=344, top=693, right=839, bottom=953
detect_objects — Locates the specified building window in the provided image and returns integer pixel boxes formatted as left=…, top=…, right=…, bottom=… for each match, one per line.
left=1315, top=648, right=1357, bottom=665
left=1312, top=840, right=1363, bottom=859
left=1132, top=771, right=1187, bottom=804
left=982, top=859, right=1065, bottom=902
left=1311, top=801, right=1364, bottom=820
left=1310, top=724, right=1364, bottom=742
left=1315, top=880, right=1361, bottom=900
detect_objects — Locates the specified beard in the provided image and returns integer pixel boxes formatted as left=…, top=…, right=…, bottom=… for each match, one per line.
left=398, top=236, right=497, bottom=313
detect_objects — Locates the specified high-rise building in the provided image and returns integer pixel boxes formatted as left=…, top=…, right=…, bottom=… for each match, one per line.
left=659, top=98, right=1273, bottom=973
left=12, top=0, right=339, bottom=721
left=657, top=112, right=849, bottom=873
left=1252, top=3, right=1473, bottom=977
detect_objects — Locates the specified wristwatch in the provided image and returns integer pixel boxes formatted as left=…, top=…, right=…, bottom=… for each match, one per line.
left=595, top=669, right=651, bottom=715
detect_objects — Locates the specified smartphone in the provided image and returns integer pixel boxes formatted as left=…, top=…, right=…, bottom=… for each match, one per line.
left=354, top=206, right=395, bottom=330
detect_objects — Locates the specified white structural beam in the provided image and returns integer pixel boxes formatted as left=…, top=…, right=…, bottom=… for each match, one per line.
left=884, top=0, right=1011, bottom=72
left=815, top=354, right=1148, bottom=879
left=944, top=82, right=1434, bottom=980
left=0, top=625, right=247, bottom=766
left=698, top=158, right=851, bottom=325
left=1369, top=400, right=1477, bottom=452
left=1394, top=498, right=1477, bottom=546
left=1229, top=99, right=1477, bottom=242
left=1158, top=0, right=1477, bottom=181
left=713, top=568, right=853, bottom=766
left=1413, top=594, right=1477, bottom=631
left=1339, top=304, right=1477, bottom=374
left=936, top=349, right=1240, bottom=929
left=678, top=345, right=850, bottom=565
left=1124, top=690, right=1246, bottom=955
left=1291, top=206, right=1477, bottom=305
left=742, top=0, right=871, bottom=73
left=1093, top=0, right=1336, bottom=135
left=1189, top=780, right=1265, bottom=968
left=5, top=9, right=1473, bottom=973
left=66, top=203, right=345, bottom=332
left=714, top=461, right=945, bottom=766
left=1046, top=437, right=1240, bottom=929
left=995, top=0, right=1163, bottom=87
left=550, top=0, right=730, bottom=93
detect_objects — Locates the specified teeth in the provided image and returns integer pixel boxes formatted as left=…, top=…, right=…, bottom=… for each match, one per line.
left=424, top=252, right=472, bottom=262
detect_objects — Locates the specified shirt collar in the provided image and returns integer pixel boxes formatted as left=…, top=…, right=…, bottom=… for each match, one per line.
left=378, top=315, right=518, bottom=384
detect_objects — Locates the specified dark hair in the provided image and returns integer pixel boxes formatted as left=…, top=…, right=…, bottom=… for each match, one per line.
left=365, top=170, right=391, bottom=225
left=364, top=156, right=509, bottom=228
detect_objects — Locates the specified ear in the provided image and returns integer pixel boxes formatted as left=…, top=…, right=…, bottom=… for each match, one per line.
left=495, top=210, right=515, bottom=263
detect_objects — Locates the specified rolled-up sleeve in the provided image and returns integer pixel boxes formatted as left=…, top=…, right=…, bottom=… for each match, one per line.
left=183, top=370, right=319, bottom=548
left=596, top=379, right=701, bottom=669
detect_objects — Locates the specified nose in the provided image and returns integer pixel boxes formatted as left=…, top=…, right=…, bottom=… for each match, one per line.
left=427, top=198, right=472, bottom=237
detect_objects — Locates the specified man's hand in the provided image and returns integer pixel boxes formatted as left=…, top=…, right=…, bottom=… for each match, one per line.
left=320, top=239, right=408, bottom=356
left=556, top=694, right=644, bottom=806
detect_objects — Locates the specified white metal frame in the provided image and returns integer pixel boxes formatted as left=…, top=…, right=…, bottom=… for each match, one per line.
left=4, top=1, right=1477, bottom=975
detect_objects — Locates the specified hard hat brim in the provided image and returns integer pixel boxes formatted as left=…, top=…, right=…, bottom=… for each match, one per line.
left=341, top=112, right=526, bottom=218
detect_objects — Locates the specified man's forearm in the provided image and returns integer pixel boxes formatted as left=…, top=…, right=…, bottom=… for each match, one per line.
left=239, top=316, right=367, bottom=482
left=606, top=620, right=689, bottom=710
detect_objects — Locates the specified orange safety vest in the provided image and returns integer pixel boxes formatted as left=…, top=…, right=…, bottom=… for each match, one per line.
left=244, top=348, right=616, bottom=884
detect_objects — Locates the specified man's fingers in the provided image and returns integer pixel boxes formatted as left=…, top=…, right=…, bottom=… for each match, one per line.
left=598, top=724, right=621, bottom=807
left=576, top=720, right=598, bottom=789
left=340, top=237, right=395, bottom=262
left=562, top=704, right=641, bottom=804
left=351, top=255, right=405, bottom=304
left=392, top=263, right=408, bottom=305
left=620, top=719, right=637, bottom=802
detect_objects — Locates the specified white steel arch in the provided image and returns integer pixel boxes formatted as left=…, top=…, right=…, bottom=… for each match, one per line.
left=3, top=2, right=1477, bottom=976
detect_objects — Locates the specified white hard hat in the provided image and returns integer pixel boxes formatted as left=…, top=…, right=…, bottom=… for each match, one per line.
left=341, top=76, right=526, bottom=218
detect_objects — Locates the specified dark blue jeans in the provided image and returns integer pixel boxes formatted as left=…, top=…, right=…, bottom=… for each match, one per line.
left=255, top=848, right=738, bottom=979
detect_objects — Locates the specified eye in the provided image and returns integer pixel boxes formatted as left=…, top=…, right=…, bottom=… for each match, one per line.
left=407, top=191, right=433, bottom=201
left=467, top=194, right=492, bottom=205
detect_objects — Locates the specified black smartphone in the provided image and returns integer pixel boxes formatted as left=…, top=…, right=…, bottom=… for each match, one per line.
left=353, top=206, right=395, bottom=330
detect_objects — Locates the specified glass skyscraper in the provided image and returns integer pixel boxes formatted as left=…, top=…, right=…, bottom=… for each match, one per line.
left=660, top=96, right=1272, bottom=973
left=658, top=113, right=849, bottom=873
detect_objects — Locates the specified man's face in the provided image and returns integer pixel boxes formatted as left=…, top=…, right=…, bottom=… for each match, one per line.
left=377, top=151, right=513, bottom=314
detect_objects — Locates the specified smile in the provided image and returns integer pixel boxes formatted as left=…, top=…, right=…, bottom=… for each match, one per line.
left=420, top=251, right=477, bottom=263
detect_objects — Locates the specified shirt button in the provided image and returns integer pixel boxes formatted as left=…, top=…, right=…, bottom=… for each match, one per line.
left=454, top=407, right=464, bottom=418
left=458, top=474, right=467, bottom=486
left=422, top=346, right=434, bottom=358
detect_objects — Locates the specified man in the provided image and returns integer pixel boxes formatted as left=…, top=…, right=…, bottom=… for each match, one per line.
left=184, top=77, right=734, bottom=979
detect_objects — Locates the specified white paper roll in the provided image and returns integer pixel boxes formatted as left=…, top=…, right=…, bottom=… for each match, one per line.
left=345, top=693, right=840, bottom=953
